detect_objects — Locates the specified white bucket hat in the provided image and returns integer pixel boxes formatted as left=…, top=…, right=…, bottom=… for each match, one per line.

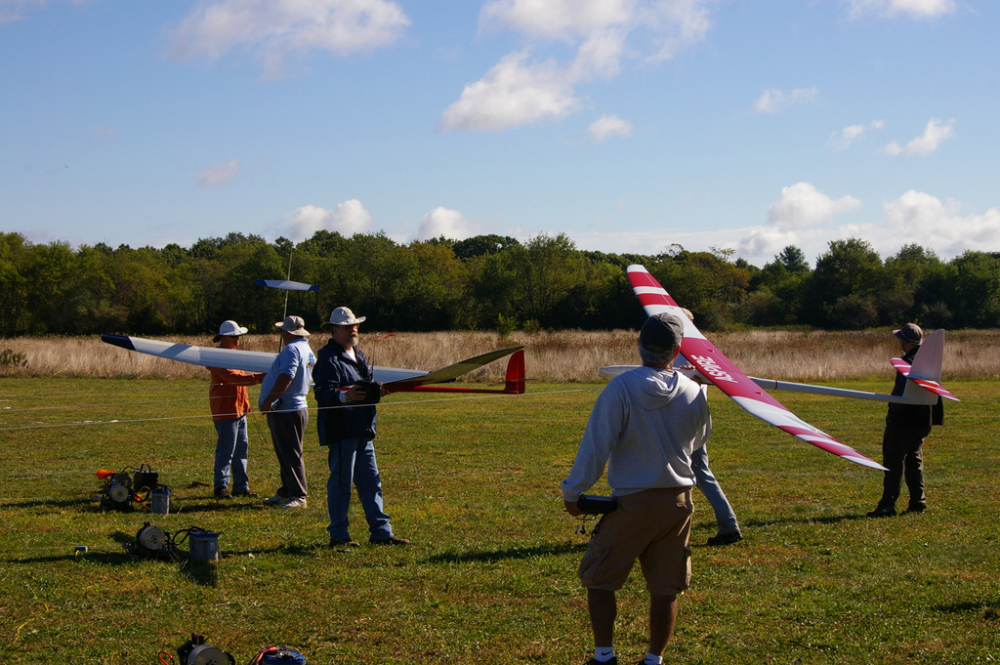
left=275, top=315, right=310, bottom=337
left=321, top=306, right=366, bottom=332
left=213, top=320, right=248, bottom=343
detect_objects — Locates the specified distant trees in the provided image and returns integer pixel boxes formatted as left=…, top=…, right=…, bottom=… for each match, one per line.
left=0, top=230, right=997, bottom=337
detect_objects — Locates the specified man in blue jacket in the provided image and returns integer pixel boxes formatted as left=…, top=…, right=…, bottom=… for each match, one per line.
left=314, top=307, right=409, bottom=548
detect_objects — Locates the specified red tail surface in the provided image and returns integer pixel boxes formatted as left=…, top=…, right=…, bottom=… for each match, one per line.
left=403, top=350, right=527, bottom=395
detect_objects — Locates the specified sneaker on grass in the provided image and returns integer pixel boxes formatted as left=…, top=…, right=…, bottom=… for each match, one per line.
left=279, top=496, right=307, bottom=510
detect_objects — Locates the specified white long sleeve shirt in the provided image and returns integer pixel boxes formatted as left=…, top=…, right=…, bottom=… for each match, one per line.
left=561, top=365, right=711, bottom=500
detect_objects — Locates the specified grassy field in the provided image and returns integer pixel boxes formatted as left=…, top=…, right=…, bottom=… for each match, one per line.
left=0, top=376, right=998, bottom=664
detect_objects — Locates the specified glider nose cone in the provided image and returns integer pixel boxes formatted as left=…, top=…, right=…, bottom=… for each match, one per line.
left=101, top=334, right=136, bottom=351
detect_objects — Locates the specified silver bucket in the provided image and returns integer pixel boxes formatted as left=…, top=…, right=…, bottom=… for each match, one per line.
left=150, top=487, right=171, bottom=515
left=189, top=530, right=220, bottom=563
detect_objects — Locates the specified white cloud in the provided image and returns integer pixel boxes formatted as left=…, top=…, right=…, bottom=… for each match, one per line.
left=845, top=0, right=956, bottom=19
left=278, top=199, right=374, bottom=241
left=553, top=189, right=998, bottom=267
left=439, top=52, right=581, bottom=132
left=445, top=0, right=712, bottom=132
left=480, top=0, right=632, bottom=41
left=640, top=0, right=713, bottom=61
left=830, top=119, right=884, bottom=151
left=737, top=183, right=861, bottom=258
left=197, top=158, right=241, bottom=188
left=767, top=183, right=862, bottom=229
left=882, top=118, right=954, bottom=157
left=566, top=28, right=626, bottom=80
left=727, top=188, right=997, bottom=266
left=862, top=191, right=1000, bottom=256
left=588, top=113, right=633, bottom=142
left=753, top=87, right=819, bottom=114
left=166, top=0, right=410, bottom=78
left=414, top=207, right=480, bottom=241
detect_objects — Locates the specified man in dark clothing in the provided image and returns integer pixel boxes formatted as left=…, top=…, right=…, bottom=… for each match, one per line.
left=867, top=323, right=943, bottom=517
left=313, top=306, right=409, bottom=548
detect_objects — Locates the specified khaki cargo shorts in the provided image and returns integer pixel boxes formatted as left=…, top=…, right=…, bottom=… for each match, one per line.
left=578, top=487, right=693, bottom=596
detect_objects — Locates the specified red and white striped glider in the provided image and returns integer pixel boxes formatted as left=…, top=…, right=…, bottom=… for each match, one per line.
left=626, top=264, right=891, bottom=469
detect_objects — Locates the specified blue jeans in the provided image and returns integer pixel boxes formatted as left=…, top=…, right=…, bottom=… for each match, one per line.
left=691, top=444, right=740, bottom=535
left=327, top=438, right=393, bottom=541
left=214, top=417, right=250, bottom=493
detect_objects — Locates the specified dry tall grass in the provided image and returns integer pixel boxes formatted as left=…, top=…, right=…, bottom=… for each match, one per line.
left=1, top=329, right=997, bottom=382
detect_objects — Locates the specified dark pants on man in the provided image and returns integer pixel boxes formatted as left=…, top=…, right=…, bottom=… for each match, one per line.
left=266, top=409, right=309, bottom=499
left=877, top=419, right=930, bottom=510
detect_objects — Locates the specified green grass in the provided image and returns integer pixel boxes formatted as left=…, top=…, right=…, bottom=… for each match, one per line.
left=1, top=378, right=998, bottom=664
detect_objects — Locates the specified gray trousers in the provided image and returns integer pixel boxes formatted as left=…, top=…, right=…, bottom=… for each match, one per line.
left=266, top=409, right=309, bottom=499
left=878, top=419, right=930, bottom=509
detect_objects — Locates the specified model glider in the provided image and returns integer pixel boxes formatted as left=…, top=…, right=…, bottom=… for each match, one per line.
left=623, top=264, right=898, bottom=470
left=602, top=328, right=959, bottom=406
left=100, top=334, right=527, bottom=395
left=254, top=279, right=319, bottom=291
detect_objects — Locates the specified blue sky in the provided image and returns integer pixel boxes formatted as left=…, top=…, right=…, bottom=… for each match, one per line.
left=2, top=0, right=997, bottom=266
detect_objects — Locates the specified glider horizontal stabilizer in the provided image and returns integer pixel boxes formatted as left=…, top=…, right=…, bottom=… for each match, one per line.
left=626, top=265, right=885, bottom=471
left=254, top=279, right=319, bottom=291
left=384, top=347, right=526, bottom=394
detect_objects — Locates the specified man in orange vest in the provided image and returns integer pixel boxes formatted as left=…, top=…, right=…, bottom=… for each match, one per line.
left=207, top=320, right=266, bottom=499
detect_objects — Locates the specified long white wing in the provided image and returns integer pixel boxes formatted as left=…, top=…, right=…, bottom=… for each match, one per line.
left=100, top=334, right=428, bottom=384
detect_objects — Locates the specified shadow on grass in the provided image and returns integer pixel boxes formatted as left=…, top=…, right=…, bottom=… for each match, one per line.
left=425, top=542, right=587, bottom=564
left=180, top=560, right=219, bottom=587
left=158, top=501, right=265, bottom=515
left=0, top=497, right=93, bottom=510
left=933, top=601, right=1000, bottom=619
left=743, top=512, right=866, bottom=528
left=5, top=551, right=128, bottom=565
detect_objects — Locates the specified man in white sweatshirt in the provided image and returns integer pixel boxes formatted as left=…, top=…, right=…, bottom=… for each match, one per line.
left=563, top=312, right=711, bottom=665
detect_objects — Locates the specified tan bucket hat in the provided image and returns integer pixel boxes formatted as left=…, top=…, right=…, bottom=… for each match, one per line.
left=321, top=306, right=366, bottom=332
left=275, top=315, right=310, bottom=337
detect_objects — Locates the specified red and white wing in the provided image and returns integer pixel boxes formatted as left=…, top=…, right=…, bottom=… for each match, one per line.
left=890, top=359, right=959, bottom=401
left=627, top=265, right=885, bottom=470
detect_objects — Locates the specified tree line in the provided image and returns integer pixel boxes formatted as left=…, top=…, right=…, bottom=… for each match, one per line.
left=1, top=230, right=998, bottom=337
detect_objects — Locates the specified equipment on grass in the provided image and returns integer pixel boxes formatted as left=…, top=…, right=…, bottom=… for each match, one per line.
left=133, top=463, right=159, bottom=492
left=151, top=486, right=171, bottom=514
left=158, top=639, right=306, bottom=665
left=122, top=523, right=219, bottom=562
left=168, top=633, right=236, bottom=665
left=124, top=522, right=181, bottom=561
left=96, top=464, right=171, bottom=513
left=251, top=644, right=307, bottom=665
left=187, top=528, right=220, bottom=563
left=100, top=470, right=135, bottom=510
